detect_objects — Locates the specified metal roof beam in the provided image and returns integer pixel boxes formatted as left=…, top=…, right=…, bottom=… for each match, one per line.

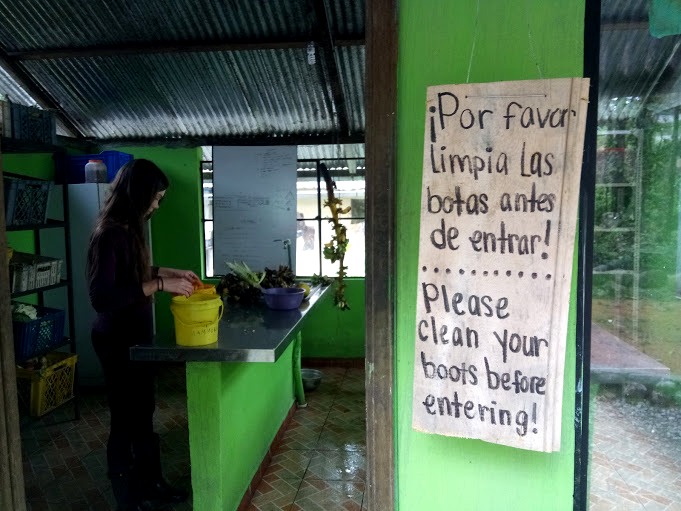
left=311, top=0, right=350, bottom=137
left=0, top=50, right=84, bottom=138
left=96, top=132, right=364, bottom=149
left=601, top=20, right=648, bottom=31
left=9, top=37, right=364, bottom=61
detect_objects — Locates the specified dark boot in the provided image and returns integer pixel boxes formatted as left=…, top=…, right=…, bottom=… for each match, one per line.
left=139, top=477, right=189, bottom=504
left=127, top=502, right=168, bottom=511
left=133, top=434, right=189, bottom=505
left=110, top=472, right=143, bottom=511
left=124, top=502, right=162, bottom=511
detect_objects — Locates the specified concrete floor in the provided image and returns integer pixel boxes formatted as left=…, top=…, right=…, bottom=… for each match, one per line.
left=589, top=322, right=681, bottom=510
left=589, top=393, right=681, bottom=510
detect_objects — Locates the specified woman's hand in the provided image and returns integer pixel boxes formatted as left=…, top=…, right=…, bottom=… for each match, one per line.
left=159, top=267, right=200, bottom=284
left=162, top=277, right=195, bottom=297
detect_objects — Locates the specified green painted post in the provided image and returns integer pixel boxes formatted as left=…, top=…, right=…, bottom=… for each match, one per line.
left=395, top=1, right=585, bottom=509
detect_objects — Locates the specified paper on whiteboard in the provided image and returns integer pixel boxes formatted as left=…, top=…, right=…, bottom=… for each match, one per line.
left=213, top=146, right=297, bottom=273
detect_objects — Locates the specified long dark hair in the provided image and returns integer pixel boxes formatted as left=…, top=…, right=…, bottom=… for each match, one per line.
left=87, top=159, right=169, bottom=286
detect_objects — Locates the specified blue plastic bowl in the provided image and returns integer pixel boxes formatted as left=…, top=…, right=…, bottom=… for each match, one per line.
left=262, top=287, right=305, bottom=310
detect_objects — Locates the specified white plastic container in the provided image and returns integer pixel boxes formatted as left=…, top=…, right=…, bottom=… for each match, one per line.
left=84, top=159, right=107, bottom=183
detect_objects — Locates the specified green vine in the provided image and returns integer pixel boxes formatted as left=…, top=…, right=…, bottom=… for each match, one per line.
left=320, top=163, right=350, bottom=310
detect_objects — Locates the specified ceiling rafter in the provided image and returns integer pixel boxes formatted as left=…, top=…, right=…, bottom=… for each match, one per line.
left=7, top=37, right=365, bottom=61
left=97, top=132, right=364, bottom=149
left=0, top=49, right=83, bottom=138
left=601, top=19, right=648, bottom=31
left=311, top=0, right=350, bottom=137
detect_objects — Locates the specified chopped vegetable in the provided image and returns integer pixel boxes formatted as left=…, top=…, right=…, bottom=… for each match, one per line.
left=310, top=274, right=332, bottom=287
left=225, top=261, right=265, bottom=288
left=12, top=303, right=38, bottom=322
left=216, top=273, right=263, bottom=305
left=261, top=265, right=296, bottom=289
left=217, top=264, right=299, bottom=306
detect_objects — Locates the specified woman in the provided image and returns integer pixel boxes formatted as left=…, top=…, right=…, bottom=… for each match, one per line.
left=86, top=159, right=196, bottom=511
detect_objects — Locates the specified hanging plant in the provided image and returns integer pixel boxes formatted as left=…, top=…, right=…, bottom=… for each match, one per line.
left=319, top=162, right=350, bottom=310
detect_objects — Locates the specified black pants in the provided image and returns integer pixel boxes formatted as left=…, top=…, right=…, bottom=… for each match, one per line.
left=92, top=330, right=159, bottom=477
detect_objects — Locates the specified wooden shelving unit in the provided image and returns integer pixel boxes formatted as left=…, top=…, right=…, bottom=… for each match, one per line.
left=3, top=154, right=79, bottom=419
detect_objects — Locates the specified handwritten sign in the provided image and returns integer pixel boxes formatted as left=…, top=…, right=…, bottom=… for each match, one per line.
left=412, top=78, right=589, bottom=452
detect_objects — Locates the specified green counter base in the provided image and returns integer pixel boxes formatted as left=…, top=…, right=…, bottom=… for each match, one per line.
left=186, top=337, right=300, bottom=511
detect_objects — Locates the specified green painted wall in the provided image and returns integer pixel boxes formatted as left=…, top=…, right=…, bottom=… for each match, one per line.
left=3, top=153, right=55, bottom=180
left=110, top=146, right=367, bottom=355
left=395, top=1, right=584, bottom=510
left=186, top=340, right=296, bottom=511
left=301, top=278, right=365, bottom=358
left=113, top=146, right=203, bottom=341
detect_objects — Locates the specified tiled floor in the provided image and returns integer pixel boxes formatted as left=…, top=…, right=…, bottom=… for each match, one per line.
left=248, top=366, right=366, bottom=511
left=19, top=361, right=681, bottom=510
left=20, top=363, right=366, bottom=511
left=21, top=362, right=192, bottom=511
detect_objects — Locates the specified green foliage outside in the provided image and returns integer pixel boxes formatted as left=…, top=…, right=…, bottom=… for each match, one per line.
left=593, top=113, right=680, bottom=301
left=593, top=111, right=681, bottom=375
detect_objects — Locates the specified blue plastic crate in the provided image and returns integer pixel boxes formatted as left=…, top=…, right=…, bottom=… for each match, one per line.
left=3, top=176, right=52, bottom=226
left=56, top=150, right=134, bottom=184
left=12, top=303, right=66, bottom=362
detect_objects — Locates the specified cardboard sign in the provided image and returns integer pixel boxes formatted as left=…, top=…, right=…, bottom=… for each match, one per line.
left=412, top=78, right=589, bottom=452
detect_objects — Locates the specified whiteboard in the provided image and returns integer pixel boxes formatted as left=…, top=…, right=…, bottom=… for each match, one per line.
left=212, top=146, right=297, bottom=274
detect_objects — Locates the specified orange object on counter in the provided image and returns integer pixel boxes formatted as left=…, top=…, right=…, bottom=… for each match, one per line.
left=171, top=282, right=217, bottom=297
left=192, top=282, right=217, bottom=295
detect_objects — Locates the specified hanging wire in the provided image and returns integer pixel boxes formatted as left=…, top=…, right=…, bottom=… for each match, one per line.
left=466, top=0, right=481, bottom=83
left=525, top=0, right=545, bottom=80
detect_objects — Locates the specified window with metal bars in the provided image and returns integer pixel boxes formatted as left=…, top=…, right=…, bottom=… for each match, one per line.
left=200, top=157, right=365, bottom=278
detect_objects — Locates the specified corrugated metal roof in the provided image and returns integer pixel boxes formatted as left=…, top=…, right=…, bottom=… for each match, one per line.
left=2, top=0, right=681, bottom=142
left=22, top=49, right=341, bottom=140
left=599, top=27, right=681, bottom=122
left=337, top=45, right=365, bottom=133
left=601, top=0, right=647, bottom=22
left=0, top=0, right=365, bottom=142
left=598, top=0, right=681, bottom=123
left=0, top=66, right=35, bottom=106
left=0, top=66, right=72, bottom=136
left=0, top=0, right=315, bottom=51
left=327, top=0, right=365, bottom=38
left=298, top=143, right=364, bottom=160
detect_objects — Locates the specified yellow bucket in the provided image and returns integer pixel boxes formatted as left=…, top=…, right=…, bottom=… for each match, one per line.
left=170, top=294, right=224, bottom=346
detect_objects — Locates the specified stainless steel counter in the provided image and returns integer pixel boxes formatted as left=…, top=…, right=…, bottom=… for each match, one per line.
left=129, top=285, right=330, bottom=363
